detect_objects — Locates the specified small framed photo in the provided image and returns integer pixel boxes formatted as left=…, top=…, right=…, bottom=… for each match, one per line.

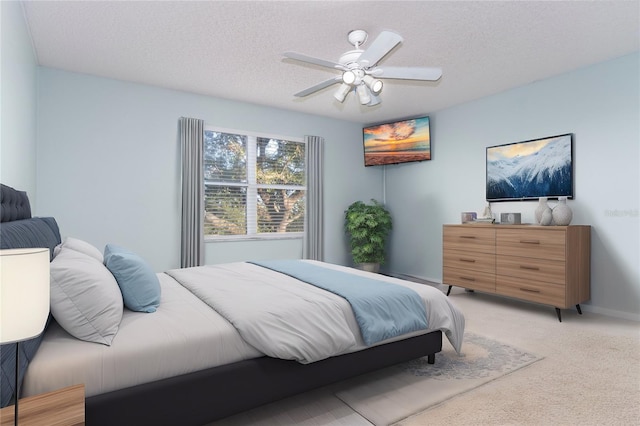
left=461, top=212, right=477, bottom=223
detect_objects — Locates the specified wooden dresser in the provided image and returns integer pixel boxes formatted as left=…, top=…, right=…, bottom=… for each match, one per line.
left=443, top=224, right=591, bottom=321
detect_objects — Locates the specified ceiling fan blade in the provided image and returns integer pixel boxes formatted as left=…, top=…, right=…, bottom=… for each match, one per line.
left=294, top=77, right=342, bottom=97
left=372, top=66, right=443, bottom=81
left=284, top=52, right=344, bottom=70
left=356, top=31, right=403, bottom=68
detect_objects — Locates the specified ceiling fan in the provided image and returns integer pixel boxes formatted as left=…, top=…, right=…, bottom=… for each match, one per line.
left=284, top=29, right=442, bottom=107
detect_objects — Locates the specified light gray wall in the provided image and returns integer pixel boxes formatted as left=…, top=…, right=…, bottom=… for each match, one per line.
left=0, top=0, right=38, bottom=204
left=385, top=52, right=640, bottom=321
left=35, top=68, right=381, bottom=271
left=3, top=3, right=637, bottom=320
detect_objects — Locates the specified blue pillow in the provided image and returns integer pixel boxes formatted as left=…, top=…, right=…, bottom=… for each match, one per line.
left=104, top=244, right=161, bottom=313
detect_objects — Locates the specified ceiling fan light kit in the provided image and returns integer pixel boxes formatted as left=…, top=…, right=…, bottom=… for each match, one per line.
left=356, top=83, right=371, bottom=105
left=368, top=92, right=381, bottom=106
left=363, top=75, right=383, bottom=95
left=284, top=29, right=442, bottom=107
left=342, top=70, right=357, bottom=85
left=333, top=83, right=352, bottom=102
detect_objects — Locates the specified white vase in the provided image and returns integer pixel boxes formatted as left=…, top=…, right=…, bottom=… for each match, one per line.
left=535, top=197, right=549, bottom=225
left=552, top=197, right=573, bottom=226
left=540, top=207, right=553, bottom=226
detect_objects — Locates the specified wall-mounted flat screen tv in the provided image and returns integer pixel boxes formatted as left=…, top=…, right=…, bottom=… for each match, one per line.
left=486, top=133, right=574, bottom=201
left=363, top=116, right=431, bottom=166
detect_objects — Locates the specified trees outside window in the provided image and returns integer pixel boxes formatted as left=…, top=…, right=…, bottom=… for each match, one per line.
left=204, top=129, right=305, bottom=239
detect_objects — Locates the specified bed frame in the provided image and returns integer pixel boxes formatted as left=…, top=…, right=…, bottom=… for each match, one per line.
left=87, top=332, right=440, bottom=425
left=0, top=184, right=442, bottom=425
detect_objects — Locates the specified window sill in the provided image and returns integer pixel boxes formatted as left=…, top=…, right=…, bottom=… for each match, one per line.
left=205, top=234, right=303, bottom=243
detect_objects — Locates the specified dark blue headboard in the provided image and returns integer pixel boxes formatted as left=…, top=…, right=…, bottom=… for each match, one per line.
left=1, top=184, right=32, bottom=223
left=0, top=184, right=61, bottom=407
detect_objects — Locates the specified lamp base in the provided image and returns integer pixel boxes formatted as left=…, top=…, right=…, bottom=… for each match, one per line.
left=15, top=341, right=20, bottom=426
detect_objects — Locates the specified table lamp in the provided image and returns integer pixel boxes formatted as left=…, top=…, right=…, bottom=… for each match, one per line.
left=0, top=248, right=50, bottom=425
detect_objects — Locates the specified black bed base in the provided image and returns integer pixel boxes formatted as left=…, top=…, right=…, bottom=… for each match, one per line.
left=86, top=331, right=442, bottom=426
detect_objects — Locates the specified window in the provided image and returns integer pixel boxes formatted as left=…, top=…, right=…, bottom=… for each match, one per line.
left=203, top=128, right=306, bottom=239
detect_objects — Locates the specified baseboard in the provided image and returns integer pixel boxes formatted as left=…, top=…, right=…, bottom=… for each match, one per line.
left=579, top=304, right=640, bottom=322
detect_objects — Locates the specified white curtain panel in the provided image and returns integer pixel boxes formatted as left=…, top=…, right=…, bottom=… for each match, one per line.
left=303, top=135, right=324, bottom=261
left=179, top=117, right=204, bottom=268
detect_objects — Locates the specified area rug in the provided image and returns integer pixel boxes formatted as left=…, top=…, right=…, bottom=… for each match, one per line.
left=334, top=332, right=542, bottom=426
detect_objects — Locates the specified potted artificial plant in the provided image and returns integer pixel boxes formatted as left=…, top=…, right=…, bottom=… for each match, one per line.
left=344, top=199, right=393, bottom=272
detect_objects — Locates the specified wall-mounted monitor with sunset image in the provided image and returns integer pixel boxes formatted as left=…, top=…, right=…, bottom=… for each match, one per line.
left=363, top=116, right=431, bottom=166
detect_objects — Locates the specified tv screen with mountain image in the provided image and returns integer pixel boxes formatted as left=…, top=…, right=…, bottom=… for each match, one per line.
left=363, top=116, right=431, bottom=166
left=486, top=133, right=573, bottom=201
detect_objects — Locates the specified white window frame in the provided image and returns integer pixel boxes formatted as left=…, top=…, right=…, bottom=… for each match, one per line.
left=204, top=126, right=306, bottom=241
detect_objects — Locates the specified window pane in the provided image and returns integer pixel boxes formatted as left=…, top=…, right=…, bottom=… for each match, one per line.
left=204, top=185, right=247, bottom=235
left=203, top=129, right=306, bottom=238
left=204, top=131, right=247, bottom=183
left=256, top=138, right=305, bottom=185
left=257, top=189, right=305, bottom=233
left=257, top=188, right=305, bottom=233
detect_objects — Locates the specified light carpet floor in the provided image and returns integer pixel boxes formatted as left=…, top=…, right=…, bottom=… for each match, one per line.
left=333, top=331, right=540, bottom=425
left=397, top=288, right=640, bottom=426
left=210, top=286, right=640, bottom=425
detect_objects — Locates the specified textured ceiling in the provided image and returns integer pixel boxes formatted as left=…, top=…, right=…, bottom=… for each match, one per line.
left=21, top=1, right=640, bottom=125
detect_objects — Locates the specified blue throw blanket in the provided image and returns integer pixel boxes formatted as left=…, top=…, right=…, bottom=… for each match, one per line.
left=249, top=260, right=428, bottom=346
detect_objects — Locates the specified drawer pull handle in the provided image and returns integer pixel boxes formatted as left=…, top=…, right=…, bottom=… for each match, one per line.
left=520, top=239, right=540, bottom=245
left=519, top=288, right=541, bottom=293
left=460, top=235, right=476, bottom=239
left=460, top=276, right=476, bottom=282
left=460, top=258, right=476, bottom=263
left=520, top=265, right=540, bottom=271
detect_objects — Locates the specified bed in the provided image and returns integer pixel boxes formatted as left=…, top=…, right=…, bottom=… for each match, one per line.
left=0, top=184, right=464, bottom=426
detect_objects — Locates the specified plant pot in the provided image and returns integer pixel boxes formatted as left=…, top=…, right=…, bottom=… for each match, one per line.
left=357, top=263, right=380, bottom=273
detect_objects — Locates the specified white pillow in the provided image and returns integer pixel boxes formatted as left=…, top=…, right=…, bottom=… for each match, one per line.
left=50, top=247, right=123, bottom=345
left=54, top=237, right=103, bottom=262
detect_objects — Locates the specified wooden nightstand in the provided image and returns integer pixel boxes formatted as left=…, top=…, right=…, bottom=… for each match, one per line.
left=0, top=384, right=84, bottom=426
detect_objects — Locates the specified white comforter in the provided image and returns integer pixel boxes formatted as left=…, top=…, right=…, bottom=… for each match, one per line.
left=167, top=260, right=465, bottom=363
left=23, top=273, right=262, bottom=398
left=23, top=260, right=464, bottom=398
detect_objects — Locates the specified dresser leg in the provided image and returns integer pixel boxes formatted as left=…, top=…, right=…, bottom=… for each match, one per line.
left=427, top=353, right=435, bottom=364
left=576, top=304, right=582, bottom=315
left=446, top=285, right=452, bottom=296
left=555, top=308, right=562, bottom=322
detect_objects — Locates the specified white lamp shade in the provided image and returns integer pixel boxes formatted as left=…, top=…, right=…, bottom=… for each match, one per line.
left=341, top=70, right=356, bottom=85
left=333, top=83, right=352, bottom=102
left=363, top=75, right=383, bottom=95
left=356, top=83, right=371, bottom=105
left=368, top=92, right=382, bottom=106
left=0, top=248, right=50, bottom=344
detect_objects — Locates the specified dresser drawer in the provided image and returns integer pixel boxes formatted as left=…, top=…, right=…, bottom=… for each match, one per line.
left=496, top=228, right=565, bottom=260
left=444, top=249, right=495, bottom=274
left=497, top=275, right=566, bottom=307
left=443, top=267, right=495, bottom=293
left=443, top=226, right=495, bottom=254
left=497, top=256, right=565, bottom=285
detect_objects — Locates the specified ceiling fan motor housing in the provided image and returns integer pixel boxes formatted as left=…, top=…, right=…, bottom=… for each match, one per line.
left=339, top=50, right=364, bottom=66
